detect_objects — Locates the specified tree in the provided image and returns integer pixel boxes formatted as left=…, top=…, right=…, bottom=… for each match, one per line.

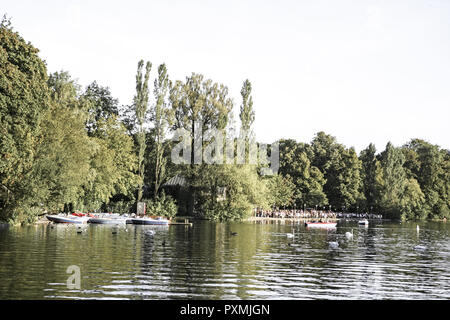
left=195, top=164, right=268, bottom=221
left=34, top=71, right=92, bottom=213
left=278, top=139, right=327, bottom=208
left=0, top=20, right=50, bottom=223
left=80, top=117, right=138, bottom=211
left=170, top=73, right=233, bottom=214
left=239, top=79, right=255, bottom=162
left=402, top=139, right=449, bottom=219
left=310, top=132, right=364, bottom=210
left=133, top=60, right=152, bottom=202
left=265, top=174, right=296, bottom=208
left=359, top=143, right=382, bottom=213
left=378, top=142, right=424, bottom=219
left=82, top=81, right=119, bottom=135
left=150, top=63, right=171, bottom=198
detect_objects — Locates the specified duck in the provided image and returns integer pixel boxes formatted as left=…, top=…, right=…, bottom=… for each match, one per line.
left=230, top=231, right=238, bottom=236
left=345, top=229, right=354, bottom=240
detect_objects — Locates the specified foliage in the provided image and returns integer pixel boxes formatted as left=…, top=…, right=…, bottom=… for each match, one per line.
left=278, top=139, right=328, bottom=208
left=0, top=21, right=50, bottom=223
left=194, top=164, right=268, bottom=221
left=377, top=142, right=425, bottom=220
left=133, top=60, right=152, bottom=202
left=144, top=192, right=177, bottom=218
left=265, top=174, right=296, bottom=208
left=310, top=132, right=364, bottom=210
left=150, top=63, right=172, bottom=197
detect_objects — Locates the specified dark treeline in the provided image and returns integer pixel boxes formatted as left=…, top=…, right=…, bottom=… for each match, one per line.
left=1, top=20, right=449, bottom=224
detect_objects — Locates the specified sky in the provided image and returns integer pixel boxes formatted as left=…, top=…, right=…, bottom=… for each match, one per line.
left=2, top=0, right=450, bottom=153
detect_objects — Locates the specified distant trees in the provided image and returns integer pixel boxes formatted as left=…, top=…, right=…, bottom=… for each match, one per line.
left=310, top=132, right=364, bottom=211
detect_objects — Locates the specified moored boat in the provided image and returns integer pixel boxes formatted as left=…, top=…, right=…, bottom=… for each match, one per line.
left=305, top=221, right=337, bottom=228
left=88, top=217, right=128, bottom=224
left=130, top=217, right=170, bottom=225
left=46, top=214, right=90, bottom=224
left=358, top=219, right=369, bottom=226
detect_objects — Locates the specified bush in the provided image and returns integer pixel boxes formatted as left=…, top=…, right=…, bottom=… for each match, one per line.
left=144, top=192, right=177, bottom=218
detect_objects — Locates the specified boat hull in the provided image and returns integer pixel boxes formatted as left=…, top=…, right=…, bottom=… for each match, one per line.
left=88, top=218, right=128, bottom=224
left=130, top=218, right=169, bottom=225
left=46, top=215, right=89, bottom=224
left=305, top=222, right=337, bottom=228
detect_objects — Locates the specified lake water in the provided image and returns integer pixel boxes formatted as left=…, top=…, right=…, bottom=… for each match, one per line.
left=0, top=219, right=449, bottom=300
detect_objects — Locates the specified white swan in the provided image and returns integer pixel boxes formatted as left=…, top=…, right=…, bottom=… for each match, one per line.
left=345, top=229, right=354, bottom=240
left=286, top=231, right=295, bottom=238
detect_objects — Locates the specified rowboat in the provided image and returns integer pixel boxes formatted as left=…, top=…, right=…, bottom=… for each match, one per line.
left=305, top=221, right=337, bottom=228
left=130, top=217, right=170, bottom=225
left=46, top=214, right=90, bottom=224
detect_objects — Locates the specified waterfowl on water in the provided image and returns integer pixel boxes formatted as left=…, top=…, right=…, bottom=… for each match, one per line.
left=230, top=231, right=238, bottom=236
left=345, top=229, right=354, bottom=240
left=329, top=241, right=339, bottom=249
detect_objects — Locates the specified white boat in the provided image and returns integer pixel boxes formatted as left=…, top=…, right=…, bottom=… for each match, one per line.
left=46, top=214, right=90, bottom=224
left=88, top=216, right=128, bottom=224
left=305, top=221, right=337, bottom=228
left=130, top=217, right=170, bottom=225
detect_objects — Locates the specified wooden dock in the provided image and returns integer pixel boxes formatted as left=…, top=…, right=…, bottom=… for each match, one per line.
left=169, top=218, right=193, bottom=226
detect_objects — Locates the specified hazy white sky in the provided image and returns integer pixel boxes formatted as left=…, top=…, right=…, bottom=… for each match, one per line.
left=3, top=0, right=449, bottom=152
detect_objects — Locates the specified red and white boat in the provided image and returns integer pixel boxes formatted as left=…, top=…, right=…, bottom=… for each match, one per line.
left=46, top=213, right=91, bottom=224
left=305, top=221, right=337, bottom=229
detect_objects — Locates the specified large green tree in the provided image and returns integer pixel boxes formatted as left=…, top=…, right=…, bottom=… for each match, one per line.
left=133, top=60, right=152, bottom=202
left=310, top=132, right=364, bottom=210
left=359, top=143, right=382, bottom=213
left=0, top=20, right=50, bottom=223
left=378, top=142, right=425, bottom=219
left=170, top=73, right=233, bottom=214
left=402, top=139, right=449, bottom=219
left=150, top=63, right=171, bottom=198
left=278, top=139, right=327, bottom=208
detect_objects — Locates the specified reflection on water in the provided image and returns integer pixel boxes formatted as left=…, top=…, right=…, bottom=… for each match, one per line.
left=0, top=220, right=448, bottom=299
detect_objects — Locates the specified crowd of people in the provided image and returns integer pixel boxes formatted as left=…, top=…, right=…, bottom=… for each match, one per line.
left=254, top=209, right=383, bottom=220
